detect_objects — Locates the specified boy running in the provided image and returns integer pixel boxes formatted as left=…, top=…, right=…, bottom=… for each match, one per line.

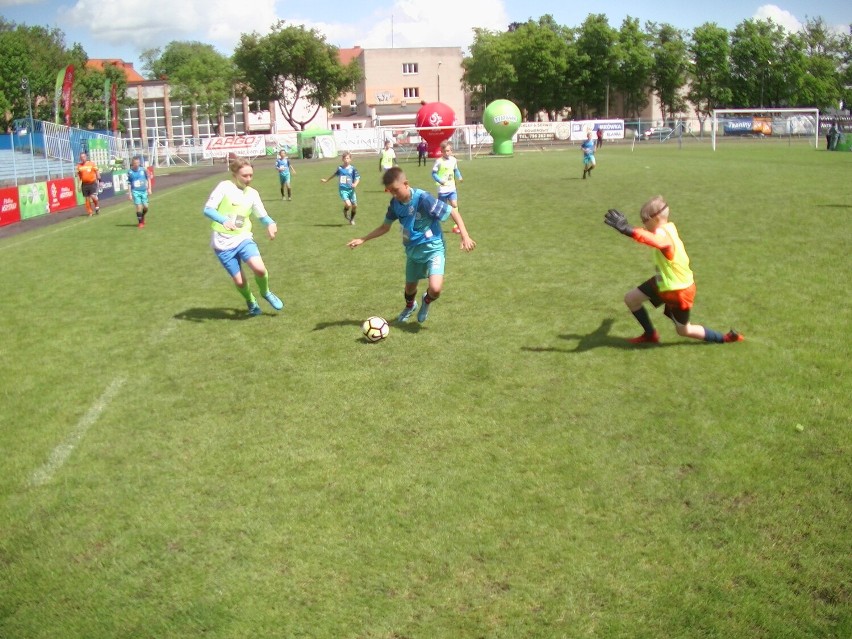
left=275, top=150, right=296, bottom=201
left=127, top=156, right=151, bottom=228
left=321, top=153, right=360, bottom=224
left=77, top=151, right=100, bottom=215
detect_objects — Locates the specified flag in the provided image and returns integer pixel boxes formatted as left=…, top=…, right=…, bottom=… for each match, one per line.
left=110, top=83, right=118, bottom=133
left=54, top=69, right=64, bottom=124
left=61, top=65, right=75, bottom=127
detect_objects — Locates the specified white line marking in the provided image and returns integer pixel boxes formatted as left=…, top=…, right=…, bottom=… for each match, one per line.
left=29, top=376, right=127, bottom=487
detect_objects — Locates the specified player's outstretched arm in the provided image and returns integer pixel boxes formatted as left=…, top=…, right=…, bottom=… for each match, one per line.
left=347, top=223, right=391, bottom=248
left=604, top=209, right=634, bottom=237
left=450, top=209, right=476, bottom=252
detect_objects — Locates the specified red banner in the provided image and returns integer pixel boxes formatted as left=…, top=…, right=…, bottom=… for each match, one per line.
left=61, top=65, right=75, bottom=127
left=110, top=83, right=118, bottom=133
left=47, top=177, right=77, bottom=213
left=0, top=187, right=22, bottom=227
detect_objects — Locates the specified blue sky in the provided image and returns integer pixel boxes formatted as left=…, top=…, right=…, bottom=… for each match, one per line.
left=1, top=0, right=849, bottom=75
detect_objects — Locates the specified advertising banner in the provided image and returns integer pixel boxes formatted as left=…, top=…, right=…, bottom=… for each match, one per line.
left=18, top=182, right=50, bottom=220
left=516, top=122, right=572, bottom=141
left=202, top=136, right=266, bottom=159
left=0, top=187, right=21, bottom=227
left=112, top=169, right=129, bottom=194
left=47, top=177, right=77, bottom=213
left=570, top=120, right=625, bottom=141
left=98, top=172, right=117, bottom=200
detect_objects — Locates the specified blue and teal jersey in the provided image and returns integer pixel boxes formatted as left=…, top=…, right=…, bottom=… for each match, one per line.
left=334, top=164, right=360, bottom=190
left=128, top=166, right=149, bottom=192
left=581, top=138, right=595, bottom=156
left=275, top=157, right=292, bottom=174
left=384, top=187, right=452, bottom=252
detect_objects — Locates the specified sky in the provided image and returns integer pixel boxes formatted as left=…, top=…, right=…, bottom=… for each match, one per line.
left=1, top=0, right=849, bottom=75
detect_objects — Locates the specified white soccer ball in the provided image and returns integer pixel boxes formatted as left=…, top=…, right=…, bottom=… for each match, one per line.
left=362, top=316, right=390, bottom=342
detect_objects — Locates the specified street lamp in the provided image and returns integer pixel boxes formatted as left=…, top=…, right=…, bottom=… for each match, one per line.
left=437, top=61, right=442, bottom=102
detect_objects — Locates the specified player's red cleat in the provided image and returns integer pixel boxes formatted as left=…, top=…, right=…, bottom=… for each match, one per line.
left=138, top=221, right=145, bottom=229
left=628, top=331, right=660, bottom=344
left=723, top=329, right=744, bottom=343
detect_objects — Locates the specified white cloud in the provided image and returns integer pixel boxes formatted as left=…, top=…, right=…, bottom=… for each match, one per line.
left=753, top=4, right=803, bottom=32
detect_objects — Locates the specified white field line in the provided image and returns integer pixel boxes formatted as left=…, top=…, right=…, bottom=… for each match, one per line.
left=29, top=376, right=127, bottom=487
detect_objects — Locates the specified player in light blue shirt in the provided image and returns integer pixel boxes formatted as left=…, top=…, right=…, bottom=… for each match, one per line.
left=127, top=156, right=151, bottom=228
left=321, top=152, right=360, bottom=224
left=582, top=131, right=596, bottom=179
left=347, top=167, right=476, bottom=323
left=275, top=150, right=296, bottom=201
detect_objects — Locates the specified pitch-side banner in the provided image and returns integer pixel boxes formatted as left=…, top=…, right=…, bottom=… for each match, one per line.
left=0, top=187, right=21, bottom=227
left=570, top=120, right=625, bottom=141
left=202, top=136, right=266, bottom=159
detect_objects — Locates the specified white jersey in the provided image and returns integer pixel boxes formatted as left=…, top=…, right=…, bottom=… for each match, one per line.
left=205, top=180, right=270, bottom=251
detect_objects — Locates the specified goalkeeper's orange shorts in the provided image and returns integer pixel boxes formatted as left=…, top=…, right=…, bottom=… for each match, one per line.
left=639, top=278, right=696, bottom=324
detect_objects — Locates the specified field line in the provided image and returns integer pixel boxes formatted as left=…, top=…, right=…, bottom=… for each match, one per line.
left=29, top=376, right=127, bottom=487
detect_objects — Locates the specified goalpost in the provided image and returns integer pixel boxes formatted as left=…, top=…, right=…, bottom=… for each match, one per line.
left=711, top=108, right=820, bottom=150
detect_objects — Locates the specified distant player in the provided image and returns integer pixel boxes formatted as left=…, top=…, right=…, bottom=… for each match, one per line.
left=321, top=152, right=360, bottom=225
left=127, top=156, right=151, bottom=228
left=275, top=150, right=296, bottom=201
left=581, top=132, right=596, bottom=179
left=604, top=196, right=744, bottom=345
left=379, top=139, right=397, bottom=173
left=76, top=151, right=100, bottom=215
left=432, top=141, right=463, bottom=234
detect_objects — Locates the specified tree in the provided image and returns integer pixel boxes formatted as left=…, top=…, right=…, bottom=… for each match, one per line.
left=687, top=23, right=732, bottom=131
left=648, top=22, right=690, bottom=122
left=729, top=19, right=785, bottom=107
left=508, top=17, right=572, bottom=120
left=142, top=41, right=237, bottom=136
left=462, top=28, right=517, bottom=110
left=233, top=22, right=361, bottom=131
left=0, top=19, right=73, bottom=130
left=574, top=14, right=619, bottom=118
left=614, top=17, right=654, bottom=118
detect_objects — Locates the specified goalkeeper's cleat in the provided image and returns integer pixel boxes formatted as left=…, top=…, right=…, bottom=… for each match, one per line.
left=247, top=301, right=262, bottom=316
left=263, top=291, right=284, bottom=311
left=397, top=302, right=417, bottom=322
left=628, top=331, right=659, bottom=344
left=417, top=295, right=430, bottom=322
left=723, top=329, right=744, bottom=343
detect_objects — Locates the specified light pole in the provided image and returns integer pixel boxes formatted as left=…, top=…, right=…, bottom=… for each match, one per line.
left=437, top=61, right=442, bottom=102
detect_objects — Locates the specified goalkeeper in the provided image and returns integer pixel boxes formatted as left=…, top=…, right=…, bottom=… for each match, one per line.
left=604, top=196, right=743, bottom=344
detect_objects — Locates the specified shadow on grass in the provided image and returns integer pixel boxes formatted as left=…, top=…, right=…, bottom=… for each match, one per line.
left=815, top=204, right=852, bottom=209
left=173, top=307, right=257, bottom=322
left=522, top=318, right=700, bottom=353
left=313, top=318, right=424, bottom=334
left=312, top=223, right=350, bottom=228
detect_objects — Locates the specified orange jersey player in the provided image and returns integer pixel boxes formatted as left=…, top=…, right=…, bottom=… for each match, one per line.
left=76, top=151, right=100, bottom=215
left=604, top=196, right=744, bottom=345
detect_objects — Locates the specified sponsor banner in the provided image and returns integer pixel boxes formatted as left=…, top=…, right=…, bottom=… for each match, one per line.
left=112, top=169, right=129, bottom=194
left=0, top=187, right=22, bottom=227
left=724, top=117, right=772, bottom=136
left=202, top=135, right=266, bottom=159
left=47, top=177, right=77, bottom=213
left=571, top=120, right=625, bottom=141
left=98, top=172, right=117, bottom=199
left=18, top=182, right=50, bottom=220
left=517, top=122, right=573, bottom=141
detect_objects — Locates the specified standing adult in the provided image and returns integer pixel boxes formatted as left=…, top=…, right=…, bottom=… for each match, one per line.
left=77, top=151, right=100, bottom=216
left=596, top=127, right=604, bottom=150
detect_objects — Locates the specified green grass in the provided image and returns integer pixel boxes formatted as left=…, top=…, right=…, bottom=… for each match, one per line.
left=1, top=142, right=850, bottom=638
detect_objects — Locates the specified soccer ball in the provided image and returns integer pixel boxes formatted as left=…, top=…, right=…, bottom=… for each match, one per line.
left=362, top=316, right=389, bottom=342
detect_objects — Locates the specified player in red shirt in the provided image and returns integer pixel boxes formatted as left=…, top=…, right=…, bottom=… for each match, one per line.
left=76, top=151, right=100, bottom=216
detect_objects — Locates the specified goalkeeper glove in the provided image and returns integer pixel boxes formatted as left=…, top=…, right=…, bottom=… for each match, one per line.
left=604, top=209, right=634, bottom=237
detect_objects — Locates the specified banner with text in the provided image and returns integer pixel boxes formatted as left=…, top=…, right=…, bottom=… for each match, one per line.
left=570, top=120, right=625, bottom=141
left=202, top=136, right=267, bottom=159
left=0, top=187, right=21, bottom=227
left=47, top=177, right=77, bottom=213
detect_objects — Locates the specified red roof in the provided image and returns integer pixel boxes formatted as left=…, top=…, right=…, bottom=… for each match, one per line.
left=338, top=46, right=362, bottom=66
left=86, top=59, right=145, bottom=83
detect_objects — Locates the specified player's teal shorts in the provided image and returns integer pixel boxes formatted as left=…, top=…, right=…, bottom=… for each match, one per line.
left=279, top=172, right=291, bottom=185
left=338, top=187, right=356, bottom=204
left=131, top=191, right=149, bottom=206
left=583, top=153, right=596, bottom=167
left=215, top=239, right=260, bottom=277
left=405, top=240, right=445, bottom=282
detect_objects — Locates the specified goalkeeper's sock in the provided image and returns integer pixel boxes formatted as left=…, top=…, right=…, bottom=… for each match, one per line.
left=254, top=272, right=270, bottom=296
left=631, top=307, right=655, bottom=336
left=702, top=328, right=725, bottom=343
left=235, top=283, right=255, bottom=303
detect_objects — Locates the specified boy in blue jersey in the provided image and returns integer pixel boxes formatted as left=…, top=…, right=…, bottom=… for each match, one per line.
left=321, top=152, right=360, bottom=224
left=275, top=150, right=296, bottom=201
left=347, top=167, right=476, bottom=323
left=581, top=131, right=596, bottom=179
left=127, top=156, right=151, bottom=228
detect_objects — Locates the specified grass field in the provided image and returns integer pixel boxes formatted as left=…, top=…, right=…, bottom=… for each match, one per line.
left=1, top=142, right=850, bottom=638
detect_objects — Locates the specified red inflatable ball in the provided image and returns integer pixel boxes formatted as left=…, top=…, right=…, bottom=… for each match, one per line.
left=416, top=102, right=456, bottom=157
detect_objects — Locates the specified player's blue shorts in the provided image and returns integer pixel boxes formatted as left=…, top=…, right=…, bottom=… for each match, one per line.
left=131, top=191, right=149, bottom=206
left=215, top=239, right=260, bottom=277
left=405, top=240, right=445, bottom=282
left=583, top=153, right=596, bottom=167
left=438, top=191, right=458, bottom=204
left=338, top=187, right=357, bottom=204
left=278, top=172, right=291, bottom=185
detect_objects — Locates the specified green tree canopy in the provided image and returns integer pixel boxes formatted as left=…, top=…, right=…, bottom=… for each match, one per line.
left=687, top=23, right=733, bottom=124
left=232, top=22, right=361, bottom=131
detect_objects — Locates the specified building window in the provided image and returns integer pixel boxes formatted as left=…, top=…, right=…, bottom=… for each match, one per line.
left=332, top=102, right=342, bottom=114
left=402, top=63, right=418, bottom=75
left=330, top=123, right=341, bottom=131
left=403, top=87, right=420, bottom=99
left=353, top=122, right=363, bottom=129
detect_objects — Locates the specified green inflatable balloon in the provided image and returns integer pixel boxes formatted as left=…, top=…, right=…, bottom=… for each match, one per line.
left=482, top=100, right=522, bottom=155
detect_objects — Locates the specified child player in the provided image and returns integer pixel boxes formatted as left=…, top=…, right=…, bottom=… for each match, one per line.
left=432, top=141, right=463, bottom=234
left=127, top=156, right=151, bottom=228
left=604, top=196, right=744, bottom=344
left=275, top=150, right=296, bottom=201
left=347, top=167, right=476, bottom=323
left=321, top=152, right=360, bottom=224
left=581, top=131, right=596, bottom=179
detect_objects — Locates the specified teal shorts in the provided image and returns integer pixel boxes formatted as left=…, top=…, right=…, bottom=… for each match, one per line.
left=131, top=191, right=149, bottom=206
left=339, top=187, right=357, bottom=204
left=405, top=241, right=445, bottom=283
